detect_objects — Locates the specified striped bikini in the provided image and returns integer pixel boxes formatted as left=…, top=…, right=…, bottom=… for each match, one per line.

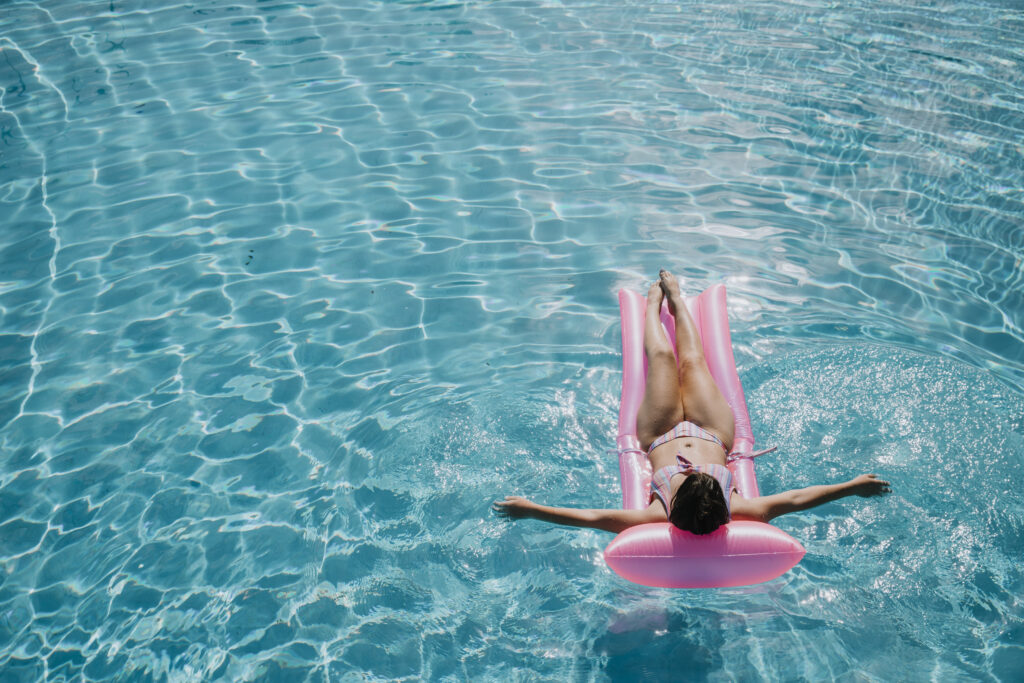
left=646, top=420, right=728, bottom=454
left=647, top=421, right=734, bottom=515
left=646, top=421, right=778, bottom=514
left=646, top=420, right=777, bottom=461
left=649, top=457, right=735, bottom=516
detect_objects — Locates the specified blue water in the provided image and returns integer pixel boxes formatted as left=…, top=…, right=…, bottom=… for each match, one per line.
left=1, top=0, right=1022, bottom=680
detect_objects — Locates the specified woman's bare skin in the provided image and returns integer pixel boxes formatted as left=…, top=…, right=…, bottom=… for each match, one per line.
left=494, top=270, right=890, bottom=533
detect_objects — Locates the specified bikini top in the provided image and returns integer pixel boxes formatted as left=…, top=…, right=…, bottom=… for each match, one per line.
left=650, top=455, right=734, bottom=517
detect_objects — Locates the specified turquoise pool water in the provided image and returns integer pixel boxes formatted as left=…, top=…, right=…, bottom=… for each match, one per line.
left=1, top=0, right=1022, bottom=680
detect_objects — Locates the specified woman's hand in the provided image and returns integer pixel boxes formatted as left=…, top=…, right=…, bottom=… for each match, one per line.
left=744, top=473, right=892, bottom=521
left=492, top=496, right=536, bottom=519
left=849, top=473, right=891, bottom=497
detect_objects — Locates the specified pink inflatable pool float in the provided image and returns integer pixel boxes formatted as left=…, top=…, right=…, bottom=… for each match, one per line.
left=604, top=284, right=805, bottom=588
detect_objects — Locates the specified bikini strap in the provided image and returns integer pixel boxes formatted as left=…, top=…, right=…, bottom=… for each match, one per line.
left=726, top=446, right=778, bottom=462
left=674, top=453, right=696, bottom=468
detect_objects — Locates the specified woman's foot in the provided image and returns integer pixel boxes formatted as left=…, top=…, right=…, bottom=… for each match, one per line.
left=658, top=269, right=684, bottom=315
left=647, top=280, right=664, bottom=308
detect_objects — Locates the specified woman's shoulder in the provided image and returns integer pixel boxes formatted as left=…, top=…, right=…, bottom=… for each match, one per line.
left=729, top=492, right=768, bottom=522
left=640, top=500, right=669, bottom=523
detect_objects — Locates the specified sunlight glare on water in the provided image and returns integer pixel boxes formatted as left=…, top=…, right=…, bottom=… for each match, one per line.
left=0, top=0, right=1022, bottom=680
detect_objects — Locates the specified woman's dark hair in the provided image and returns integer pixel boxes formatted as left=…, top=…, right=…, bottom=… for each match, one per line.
left=669, top=472, right=729, bottom=535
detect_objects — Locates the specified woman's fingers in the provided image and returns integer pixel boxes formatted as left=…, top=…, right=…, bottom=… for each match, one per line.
left=870, top=477, right=891, bottom=495
left=492, top=496, right=523, bottom=517
left=853, top=473, right=892, bottom=496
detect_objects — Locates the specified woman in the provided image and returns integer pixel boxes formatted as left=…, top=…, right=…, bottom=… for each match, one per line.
left=494, top=270, right=890, bottom=534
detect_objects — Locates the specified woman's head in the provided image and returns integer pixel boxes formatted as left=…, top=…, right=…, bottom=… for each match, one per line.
left=669, top=472, right=730, bottom=534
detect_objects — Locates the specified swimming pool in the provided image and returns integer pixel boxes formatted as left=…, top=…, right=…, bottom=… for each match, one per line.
left=1, top=0, right=1022, bottom=679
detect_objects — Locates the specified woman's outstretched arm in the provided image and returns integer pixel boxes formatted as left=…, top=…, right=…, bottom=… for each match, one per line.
left=493, top=496, right=664, bottom=533
left=732, top=473, right=891, bottom=523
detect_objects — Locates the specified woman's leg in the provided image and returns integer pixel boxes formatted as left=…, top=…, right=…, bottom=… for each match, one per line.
left=636, top=282, right=685, bottom=451
left=659, top=270, right=735, bottom=449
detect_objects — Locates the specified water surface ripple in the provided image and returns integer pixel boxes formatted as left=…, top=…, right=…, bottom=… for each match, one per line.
left=1, top=0, right=1022, bottom=680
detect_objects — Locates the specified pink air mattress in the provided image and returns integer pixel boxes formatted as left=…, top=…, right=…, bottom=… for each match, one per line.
left=603, top=285, right=805, bottom=588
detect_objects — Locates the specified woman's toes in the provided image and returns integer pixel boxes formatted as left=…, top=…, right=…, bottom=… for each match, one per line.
left=659, top=269, right=681, bottom=296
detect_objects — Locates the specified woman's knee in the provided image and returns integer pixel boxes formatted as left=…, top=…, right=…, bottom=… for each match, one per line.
left=646, top=346, right=676, bottom=365
left=676, top=350, right=706, bottom=372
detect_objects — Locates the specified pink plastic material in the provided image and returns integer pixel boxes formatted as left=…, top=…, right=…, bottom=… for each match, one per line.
left=604, top=285, right=805, bottom=588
